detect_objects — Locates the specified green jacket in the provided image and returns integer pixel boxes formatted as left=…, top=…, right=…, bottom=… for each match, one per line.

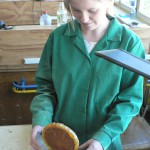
left=30, top=17, right=145, bottom=150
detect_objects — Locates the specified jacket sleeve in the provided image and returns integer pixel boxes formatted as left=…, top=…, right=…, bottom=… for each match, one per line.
left=92, top=38, right=145, bottom=149
left=30, top=31, right=57, bottom=127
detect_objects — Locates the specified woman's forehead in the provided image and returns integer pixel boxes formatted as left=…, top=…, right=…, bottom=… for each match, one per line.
left=67, top=0, right=112, bottom=2
left=69, top=0, right=106, bottom=2
left=69, top=0, right=103, bottom=7
left=69, top=0, right=101, bottom=4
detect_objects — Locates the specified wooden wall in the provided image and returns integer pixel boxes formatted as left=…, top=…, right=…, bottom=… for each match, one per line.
left=0, top=26, right=55, bottom=72
left=0, top=0, right=60, bottom=25
left=0, top=0, right=59, bottom=125
left=0, top=71, right=35, bottom=125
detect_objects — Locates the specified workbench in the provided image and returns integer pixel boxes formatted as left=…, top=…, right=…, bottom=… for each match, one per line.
left=0, top=117, right=150, bottom=150
left=0, top=124, right=32, bottom=150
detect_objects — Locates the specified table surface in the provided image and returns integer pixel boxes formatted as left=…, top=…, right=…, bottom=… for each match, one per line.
left=121, top=116, right=150, bottom=150
left=0, top=117, right=150, bottom=150
left=0, top=124, right=33, bottom=150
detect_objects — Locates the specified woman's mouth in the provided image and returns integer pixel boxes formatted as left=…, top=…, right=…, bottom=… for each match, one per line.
left=83, top=22, right=93, bottom=26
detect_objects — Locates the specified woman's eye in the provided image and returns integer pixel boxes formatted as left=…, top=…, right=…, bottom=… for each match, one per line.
left=72, top=9, right=80, bottom=12
left=89, top=10, right=97, bottom=13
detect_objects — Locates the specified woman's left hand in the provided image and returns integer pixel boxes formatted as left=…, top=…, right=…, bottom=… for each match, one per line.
left=78, top=139, right=103, bottom=150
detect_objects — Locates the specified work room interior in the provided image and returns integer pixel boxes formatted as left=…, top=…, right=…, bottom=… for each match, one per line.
left=0, top=0, right=150, bottom=150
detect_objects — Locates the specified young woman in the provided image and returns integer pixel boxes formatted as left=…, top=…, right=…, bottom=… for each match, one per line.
left=30, top=0, right=145, bottom=149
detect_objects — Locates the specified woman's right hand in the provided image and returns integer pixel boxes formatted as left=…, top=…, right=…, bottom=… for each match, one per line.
left=30, top=125, right=44, bottom=150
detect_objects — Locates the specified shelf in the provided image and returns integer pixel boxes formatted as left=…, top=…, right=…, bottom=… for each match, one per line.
left=0, top=25, right=56, bottom=72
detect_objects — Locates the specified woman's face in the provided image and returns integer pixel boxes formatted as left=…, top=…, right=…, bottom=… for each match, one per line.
left=70, top=0, right=107, bottom=31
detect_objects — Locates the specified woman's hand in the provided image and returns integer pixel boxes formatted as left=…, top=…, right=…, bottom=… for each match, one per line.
left=79, top=139, right=103, bottom=150
left=30, top=125, right=44, bottom=150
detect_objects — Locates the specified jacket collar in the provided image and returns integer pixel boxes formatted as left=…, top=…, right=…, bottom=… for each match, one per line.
left=64, top=17, right=122, bottom=42
left=63, top=17, right=122, bottom=61
left=64, top=20, right=82, bottom=37
left=64, top=20, right=91, bottom=61
left=106, top=16, right=122, bottom=42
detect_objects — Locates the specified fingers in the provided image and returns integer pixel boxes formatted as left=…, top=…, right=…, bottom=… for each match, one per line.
left=78, top=141, right=89, bottom=150
left=78, top=139, right=104, bottom=150
left=30, top=137, right=41, bottom=150
left=30, top=132, right=41, bottom=150
left=30, top=126, right=44, bottom=150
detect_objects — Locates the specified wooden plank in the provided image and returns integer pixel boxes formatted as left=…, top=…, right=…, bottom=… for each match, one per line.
left=0, top=1, right=60, bottom=25
left=0, top=65, right=38, bottom=72
left=0, top=25, right=55, bottom=71
left=0, top=26, right=149, bottom=72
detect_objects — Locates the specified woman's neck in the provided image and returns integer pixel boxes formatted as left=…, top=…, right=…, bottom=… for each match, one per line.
left=82, top=18, right=110, bottom=42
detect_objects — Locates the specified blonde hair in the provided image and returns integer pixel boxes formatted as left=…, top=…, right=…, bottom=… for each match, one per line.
left=64, top=0, right=114, bottom=20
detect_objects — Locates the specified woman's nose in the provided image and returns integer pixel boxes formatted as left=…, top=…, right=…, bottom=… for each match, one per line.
left=80, top=13, right=89, bottom=23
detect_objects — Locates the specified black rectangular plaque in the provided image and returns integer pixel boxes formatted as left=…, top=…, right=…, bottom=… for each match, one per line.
left=95, top=49, right=150, bottom=79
